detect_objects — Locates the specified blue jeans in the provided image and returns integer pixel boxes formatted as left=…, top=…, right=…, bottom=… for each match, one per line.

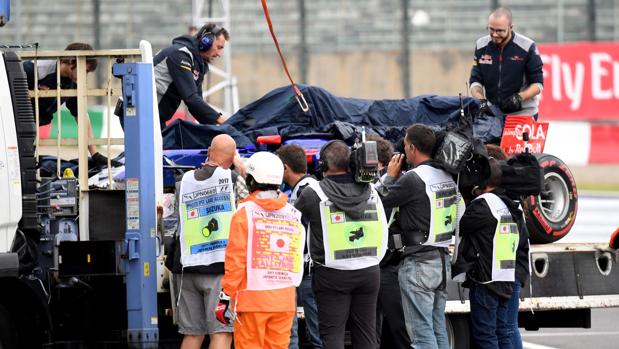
left=506, top=282, right=522, bottom=349
left=290, top=310, right=299, bottom=349
left=398, top=253, right=450, bottom=349
left=299, top=274, right=323, bottom=348
left=469, top=283, right=511, bottom=349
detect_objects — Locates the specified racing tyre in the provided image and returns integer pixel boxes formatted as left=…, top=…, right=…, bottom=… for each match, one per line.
left=522, top=153, right=578, bottom=244
left=447, top=314, right=470, bottom=349
left=0, top=305, right=18, bottom=349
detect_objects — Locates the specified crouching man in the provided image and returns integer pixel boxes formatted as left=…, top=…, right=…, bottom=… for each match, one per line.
left=217, top=152, right=306, bottom=349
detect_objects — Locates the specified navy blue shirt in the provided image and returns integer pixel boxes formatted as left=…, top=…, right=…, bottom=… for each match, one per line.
left=469, top=32, right=544, bottom=115
left=153, top=35, right=220, bottom=129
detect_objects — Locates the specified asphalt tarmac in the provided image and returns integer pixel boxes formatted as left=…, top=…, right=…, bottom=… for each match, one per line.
left=522, top=191, right=619, bottom=349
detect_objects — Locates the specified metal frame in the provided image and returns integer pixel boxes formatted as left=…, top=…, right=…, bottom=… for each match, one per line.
left=17, top=49, right=141, bottom=240
left=191, top=0, right=239, bottom=117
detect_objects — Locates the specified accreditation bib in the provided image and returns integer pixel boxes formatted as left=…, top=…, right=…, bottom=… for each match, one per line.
left=476, top=193, right=519, bottom=282
left=308, top=182, right=388, bottom=270
left=179, top=167, right=235, bottom=267
left=240, top=201, right=305, bottom=290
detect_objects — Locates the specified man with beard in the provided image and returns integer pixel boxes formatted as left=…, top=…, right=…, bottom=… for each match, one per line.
left=470, top=7, right=544, bottom=119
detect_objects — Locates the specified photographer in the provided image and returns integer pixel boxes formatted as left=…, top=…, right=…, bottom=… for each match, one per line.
left=452, top=158, right=527, bottom=349
left=294, top=140, right=388, bottom=349
left=379, top=124, right=463, bottom=349
left=367, top=135, right=411, bottom=349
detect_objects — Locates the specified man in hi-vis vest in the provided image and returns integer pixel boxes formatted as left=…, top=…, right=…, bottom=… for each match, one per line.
left=218, top=152, right=306, bottom=349
left=277, top=144, right=323, bottom=349
left=379, top=124, right=464, bottom=349
left=452, top=158, right=527, bottom=349
left=294, top=140, right=388, bottom=349
left=166, top=134, right=247, bottom=349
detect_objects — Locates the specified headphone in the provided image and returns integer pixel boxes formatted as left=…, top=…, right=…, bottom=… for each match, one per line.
left=197, top=25, right=224, bottom=52
left=317, top=140, right=347, bottom=174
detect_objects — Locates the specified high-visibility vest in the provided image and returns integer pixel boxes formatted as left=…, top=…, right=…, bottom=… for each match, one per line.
left=179, top=167, right=235, bottom=267
left=411, top=164, right=461, bottom=248
left=308, top=181, right=388, bottom=270
left=238, top=200, right=305, bottom=290
left=289, top=176, right=318, bottom=204
left=475, top=193, right=520, bottom=282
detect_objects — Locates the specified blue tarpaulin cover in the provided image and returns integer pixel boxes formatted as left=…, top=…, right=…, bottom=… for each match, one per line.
left=162, top=84, right=505, bottom=149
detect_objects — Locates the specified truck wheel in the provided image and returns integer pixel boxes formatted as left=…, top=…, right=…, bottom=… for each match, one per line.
left=447, top=314, right=470, bottom=349
left=0, top=305, right=18, bottom=349
left=522, top=153, right=578, bottom=244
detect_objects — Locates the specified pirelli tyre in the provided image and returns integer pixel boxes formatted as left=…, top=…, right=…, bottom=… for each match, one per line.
left=522, top=153, right=578, bottom=244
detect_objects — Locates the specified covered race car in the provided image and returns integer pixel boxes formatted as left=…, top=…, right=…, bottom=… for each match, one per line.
left=163, top=84, right=577, bottom=243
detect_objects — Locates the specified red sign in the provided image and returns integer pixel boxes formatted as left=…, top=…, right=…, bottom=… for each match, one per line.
left=500, top=116, right=549, bottom=155
left=538, top=42, right=619, bottom=121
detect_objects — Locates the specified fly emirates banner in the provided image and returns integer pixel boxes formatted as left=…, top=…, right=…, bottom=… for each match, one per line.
left=538, top=42, right=619, bottom=121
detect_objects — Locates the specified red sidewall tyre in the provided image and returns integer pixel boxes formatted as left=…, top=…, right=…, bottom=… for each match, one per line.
left=522, top=153, right=578, bottom=244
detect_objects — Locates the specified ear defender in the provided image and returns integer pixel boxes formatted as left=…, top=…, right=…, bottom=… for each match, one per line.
left=197, top=25, right=223, bottom=52
left=198, top=35, right=214, bottom=52
left=317, top=140, right=345, bottom=173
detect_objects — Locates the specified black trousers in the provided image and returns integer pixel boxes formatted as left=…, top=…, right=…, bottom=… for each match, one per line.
left=312, top=265, right=380, bottom=349
left=376, top=263, right=412, bottom=349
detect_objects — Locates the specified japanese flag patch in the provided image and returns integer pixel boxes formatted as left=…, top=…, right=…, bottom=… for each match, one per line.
left=331, top=212, right=346, bottom=224
left=188, top=208, right=199, bottom=219
left=270, top=234, right=291, bottom=253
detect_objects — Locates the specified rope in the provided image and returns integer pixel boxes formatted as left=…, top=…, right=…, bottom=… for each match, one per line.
left=260, top=0, right=309, bottom=112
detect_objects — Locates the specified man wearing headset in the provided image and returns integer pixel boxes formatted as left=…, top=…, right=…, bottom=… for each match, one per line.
left=294, top=140, right=388, bottom=349
left=152, top=23, right=229, bottom=130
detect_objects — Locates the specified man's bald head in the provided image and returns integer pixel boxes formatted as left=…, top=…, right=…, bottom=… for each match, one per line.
left=490, top=6, right=513, bottom=24
left=208, top=134, right=237, bottom=169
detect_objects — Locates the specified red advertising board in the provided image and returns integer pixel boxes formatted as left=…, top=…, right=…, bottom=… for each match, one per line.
left=538, top=42, right=619, bottom=121
left=500, top=116, right=549, bottom=156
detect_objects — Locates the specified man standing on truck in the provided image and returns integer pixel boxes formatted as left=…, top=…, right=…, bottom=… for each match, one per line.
left=379, top=124, right=463, bottom=349
left=152, top=22, right=229, bottom=130
left=23, top=42, right=116, bottom=167
left=277, top=144, right=322, bottom=349
left=469, top=6, right=544, bottom=119
left=165, top=134, right=247, bottom=349
left=294, top=140, right=388, bottom=349
left=218, top=152, right=305, bottom=349
left=452, top=157, right=527, bottom=349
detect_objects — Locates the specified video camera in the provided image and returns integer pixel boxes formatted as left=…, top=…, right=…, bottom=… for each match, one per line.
left=350, top=127, right=380, bottom=183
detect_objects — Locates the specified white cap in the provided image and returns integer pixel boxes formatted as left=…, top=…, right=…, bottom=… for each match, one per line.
left=246, top=151, right=284, bottom=185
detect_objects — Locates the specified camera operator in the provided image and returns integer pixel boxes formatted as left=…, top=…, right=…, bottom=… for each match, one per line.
left=294, top=140, right=388, bottom=349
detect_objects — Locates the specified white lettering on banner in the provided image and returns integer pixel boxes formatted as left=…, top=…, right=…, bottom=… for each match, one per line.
left=550, top=54, right=562, bottom=101
left=541, top=54, right=585, bottom=110
left=514, top=124, right=546, bottom=141
left=562, top=61, right=585, bottom=110
left=615, top=61, right=619, bottom=98
left=591, top=53, right=613, bottom=100
left=541, top=51, right=619, bottom=112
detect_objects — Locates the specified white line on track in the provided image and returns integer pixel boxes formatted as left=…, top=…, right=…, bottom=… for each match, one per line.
left=522, top=341, right=560, bottom=349
left=522, top=331, right=619, bottom=337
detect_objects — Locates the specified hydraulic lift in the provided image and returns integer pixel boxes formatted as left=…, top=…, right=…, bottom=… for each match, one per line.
left=114, top=62, right=159, bottom=348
